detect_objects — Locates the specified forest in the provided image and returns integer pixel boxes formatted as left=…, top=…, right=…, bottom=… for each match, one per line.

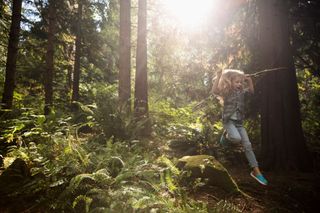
left=0, top=0, right=319, bottom=212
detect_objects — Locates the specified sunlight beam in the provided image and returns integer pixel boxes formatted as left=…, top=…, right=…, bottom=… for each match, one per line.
left=162, top=0, right=220, bottom=31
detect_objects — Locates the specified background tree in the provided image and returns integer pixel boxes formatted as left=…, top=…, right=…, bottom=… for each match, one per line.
left=290, top=0, right=320, bottom=150
left=44, top=0, right=56, bottom=115
left=1, top=0, right=22, bottom=109
left=119, top=0, right=131, bottom=111
left=257, top=0, right=311, bottom=171
left=0, top=1, right=11, bottom=77
left=71, top=0, right=83, bottom=103
left=290, top=0, right=320, bottom=75
left=134, top=0, right=148, bottom=121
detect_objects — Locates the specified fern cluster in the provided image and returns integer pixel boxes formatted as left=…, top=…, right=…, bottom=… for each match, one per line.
left=0, top=100, right=245, bottom=212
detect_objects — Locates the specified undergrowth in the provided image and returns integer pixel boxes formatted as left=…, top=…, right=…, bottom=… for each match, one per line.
left=0, top=102, right=243, bottom=213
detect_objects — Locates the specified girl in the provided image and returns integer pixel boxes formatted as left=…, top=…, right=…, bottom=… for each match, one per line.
left=212, top=69, right=268, bottom=186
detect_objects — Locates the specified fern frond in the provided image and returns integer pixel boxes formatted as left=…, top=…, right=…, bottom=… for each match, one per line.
left=132, top=195, right=155, bottom=210
left=158, top=156, right=180, bottom=175
left=72, top=194, right=93, bottom=213
left=93, top=169, right=113, bottom=185
left=164, top=170, right=177, bottom=193
left=67, top=170, right=112, bottom=193
left=113, top=170, right=136, bottom=184
left=68, top=174, right=96, bottom=193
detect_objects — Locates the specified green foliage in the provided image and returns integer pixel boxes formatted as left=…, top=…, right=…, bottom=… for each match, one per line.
left=72, top=195, right=93, bottom=213
left=297, top=70, right=320, bottom=151
left=93, top=85, right=139, bottom=140
left=150, top=98, right=201, bottom=137
left=0, top=108, right=213, bottom=212
left=0, top=109, right=49, bottom=152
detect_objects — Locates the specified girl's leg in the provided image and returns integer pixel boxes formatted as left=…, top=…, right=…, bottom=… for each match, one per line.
left=236, top=126, right=259, bottom=168
left=224, top=120, right=242, bottom=143
left=233, top=124, right=268, bottom=185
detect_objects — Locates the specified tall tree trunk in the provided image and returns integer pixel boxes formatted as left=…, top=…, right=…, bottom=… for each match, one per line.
left=64, top=43, right=74, bottom=94
left=0, top=1, right=5, bottom=20
left=257, top=0, right=311, bottom=171
left=44, top=0, right=56, bottom=115
left=71, top=0, right=82, bottom=103
left=1, top=0, right=22, bottom=109
left=119, top=0, right=131, bottom=111
left=134, top=0, right=148, bottom=122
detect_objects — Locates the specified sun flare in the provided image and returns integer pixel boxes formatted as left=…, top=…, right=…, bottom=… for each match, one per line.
left=162, top=0, right=219, bottom=30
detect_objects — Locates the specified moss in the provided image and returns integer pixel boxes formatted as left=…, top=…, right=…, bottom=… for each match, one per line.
left=178, top=155, right=226, bottom=171
left=177, top=155, right=240, bottom=193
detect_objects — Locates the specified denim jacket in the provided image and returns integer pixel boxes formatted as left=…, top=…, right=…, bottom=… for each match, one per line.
left=222, top=90, right=246, bottom=122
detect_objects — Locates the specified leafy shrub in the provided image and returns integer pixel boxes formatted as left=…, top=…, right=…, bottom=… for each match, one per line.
left=297, top=70, right=320, bottom=151
left=93, top=85, right=138, bottom=140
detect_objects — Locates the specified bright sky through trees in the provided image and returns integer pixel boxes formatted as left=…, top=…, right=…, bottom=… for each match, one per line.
left=162, top=0, right=219, bottom=31
left=21, top=1, right=41, bottom=30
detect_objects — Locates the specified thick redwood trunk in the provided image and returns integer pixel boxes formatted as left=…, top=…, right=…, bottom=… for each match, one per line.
left=1, top=0, right=22, bottom=109
left=71, top=1, right=82, bottom=103
left=134, top=0, right=148, bottom=119
left=44, top=0, right=56, bottom=115
left=119, top=0, right=131, bottom=111
left=257, top=0, right=311, bottom=171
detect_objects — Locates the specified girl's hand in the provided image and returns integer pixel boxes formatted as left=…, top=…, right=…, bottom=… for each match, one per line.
left=244, top=75, right=252, bottom=81
left=244, top=75, right=254, bottom=93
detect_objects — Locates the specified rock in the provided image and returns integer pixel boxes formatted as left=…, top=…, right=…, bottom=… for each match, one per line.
left=177, top=155, right=240, bottom=193
left=0, top=158, right=31, bottom=197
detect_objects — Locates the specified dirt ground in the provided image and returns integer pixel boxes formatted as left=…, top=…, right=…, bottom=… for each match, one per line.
left=195, top=165, right=320, bottom=213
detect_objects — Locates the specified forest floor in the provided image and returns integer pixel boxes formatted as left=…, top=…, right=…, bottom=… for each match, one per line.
left=192, top=164, right=320, bottom=213
left=1, top=160, right=318, bottom=213
left=1, top=135, right=320, bottom=213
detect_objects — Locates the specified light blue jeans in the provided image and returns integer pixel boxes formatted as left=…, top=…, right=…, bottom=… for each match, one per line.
left=224, top=120, right=258, bottom=168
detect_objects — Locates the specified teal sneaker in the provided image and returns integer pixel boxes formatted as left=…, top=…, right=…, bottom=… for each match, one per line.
left=250, top=172, right=268, bottom=186
left=219, top=130, right=227, bottom=146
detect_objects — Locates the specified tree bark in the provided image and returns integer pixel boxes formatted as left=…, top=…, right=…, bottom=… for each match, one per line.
left=64, top=43, right=74, bottom=94
left=0, top=1, right=5, bottom=20
left=44, top=0, right=56, bottom=115
left=257, top=0, right=311, bottom=171
left=119, top=0, right=131, bottom=111
left=1, top=0, right=22, bottom=109
left=71, top=0, right=82, bottom=103
left=134, top=0, right=148, bottom=120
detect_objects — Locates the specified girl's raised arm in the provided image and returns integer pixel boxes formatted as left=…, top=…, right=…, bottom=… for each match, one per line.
left=211, top=70, right=222, bottom=95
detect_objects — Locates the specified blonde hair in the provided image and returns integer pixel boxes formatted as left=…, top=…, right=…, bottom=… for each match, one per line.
left=217, top=69, right=245, bottom=95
